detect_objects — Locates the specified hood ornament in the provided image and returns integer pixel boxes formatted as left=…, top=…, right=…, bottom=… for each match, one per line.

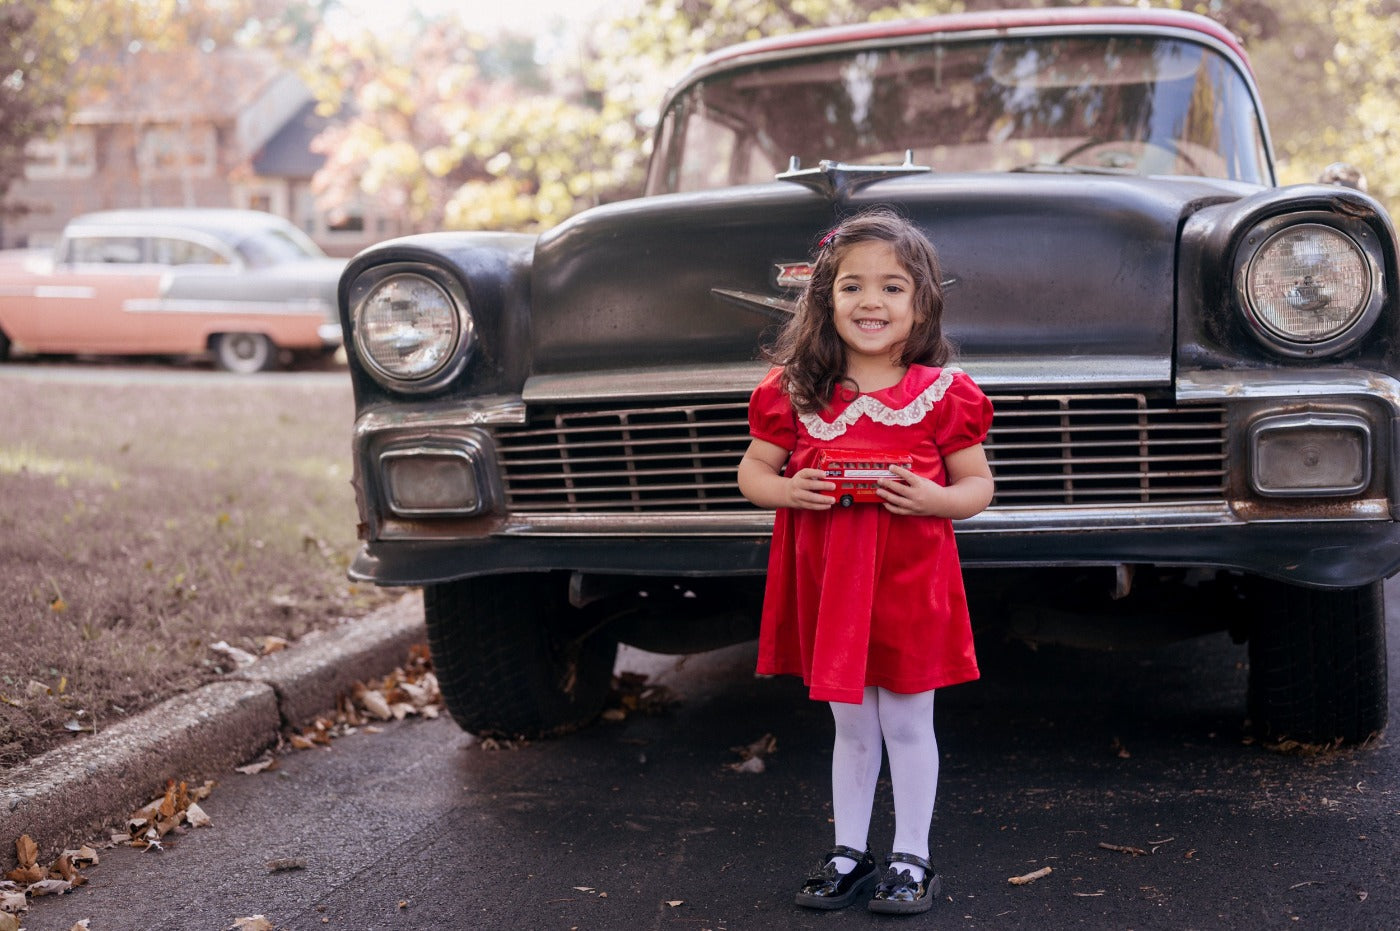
left=776, top=150, right=931, bottom=199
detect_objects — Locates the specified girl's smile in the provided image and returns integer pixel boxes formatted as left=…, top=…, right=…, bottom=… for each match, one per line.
left=832, top=241, right=916, bottom=372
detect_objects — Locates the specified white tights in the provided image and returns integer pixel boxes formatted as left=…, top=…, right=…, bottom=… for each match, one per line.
left=828, top=687, right=938, bottom=881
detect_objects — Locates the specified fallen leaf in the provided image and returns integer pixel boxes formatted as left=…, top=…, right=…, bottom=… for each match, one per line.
left=27, top=878, right=72, bottom=897
left=666, top=899, right=684, bottom=907
left=1009, top=866, right=1053, bottom=885
left=26, top=680, right=51, bottom=698
left=728, top=756, right=765, bottom=774
left=211, top=641, right=258, bottom=668
left=71, top=920, right=92, bottom=930
left=358, top=687, right=393, bottom=721
left=266, top=858, right=306, bottom=873
left=229, top=917, right=274, bottom=931
left=186, top=802, right=212, bottom=828
left=14, top=836, right=38, bottom=869
left=235, top=758, right=277, bottom=775
left=0, top=912, right=18, bottom=931
left=259, top=636, right=290, bottom=655
left=0, top=890, right=27, bottom=912
left=67, top=846, right=99, bottom=868
left=3, top=865, right=41, bottom=885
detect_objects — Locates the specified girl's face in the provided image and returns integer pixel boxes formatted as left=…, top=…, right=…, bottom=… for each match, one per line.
left=831, top=240, right=916, bottom=367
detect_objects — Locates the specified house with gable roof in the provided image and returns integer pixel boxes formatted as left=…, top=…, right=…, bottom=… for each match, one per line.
left=3, top=46, right=398, bottom=256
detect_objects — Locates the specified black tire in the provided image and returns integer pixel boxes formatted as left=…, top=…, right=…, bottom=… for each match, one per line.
left=212, top=332, right=277, bottom=373
left=840, top=494, right=854, bottom=508
left=425, top=574, right=619, bottom=738
left=1247, top=579, right=1388, bottom=745
left=0, top=327, right=10, bottom=361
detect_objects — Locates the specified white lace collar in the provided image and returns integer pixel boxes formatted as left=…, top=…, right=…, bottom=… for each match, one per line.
left=799, top=366, right=961, bottom=442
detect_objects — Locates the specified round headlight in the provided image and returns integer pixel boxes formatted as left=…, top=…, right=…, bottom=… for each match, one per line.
left=354, top=273, right=467, bottom=383
left=1242, top=223, right=1371, bottom=345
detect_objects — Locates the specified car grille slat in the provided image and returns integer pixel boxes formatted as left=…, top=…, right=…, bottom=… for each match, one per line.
left=494, top=394, right=1228, bottom=512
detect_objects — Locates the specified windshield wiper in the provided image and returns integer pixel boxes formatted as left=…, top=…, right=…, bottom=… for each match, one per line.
left=1008, top=163, right=1137, bottom=176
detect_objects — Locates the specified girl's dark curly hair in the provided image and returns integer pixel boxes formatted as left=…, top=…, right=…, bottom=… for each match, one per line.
left=766, top=206, right=952, bottom=414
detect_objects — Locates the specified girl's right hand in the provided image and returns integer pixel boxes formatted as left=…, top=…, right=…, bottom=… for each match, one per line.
left=784, top=468, right=837, bottom=510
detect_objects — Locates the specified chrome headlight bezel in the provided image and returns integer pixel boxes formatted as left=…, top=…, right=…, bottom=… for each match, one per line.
left=1232, top=213, right=1385, bottom=359
left=350, top=262, right=476, bottom=393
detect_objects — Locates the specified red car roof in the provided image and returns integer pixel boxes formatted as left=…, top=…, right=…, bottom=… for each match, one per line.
left=685, top=7, right=1250, bottom=79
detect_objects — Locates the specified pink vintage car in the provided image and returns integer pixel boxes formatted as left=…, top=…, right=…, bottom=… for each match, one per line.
left=0, top=208, right=345, bottom=373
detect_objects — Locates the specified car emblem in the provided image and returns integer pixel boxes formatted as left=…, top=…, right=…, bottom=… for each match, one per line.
left=774, top=262, right=814, bottom=289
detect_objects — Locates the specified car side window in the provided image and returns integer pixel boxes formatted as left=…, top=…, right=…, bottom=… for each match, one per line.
left=151, top=237, right=230, bottom=266
left=66, top=236, right=144, bottom=264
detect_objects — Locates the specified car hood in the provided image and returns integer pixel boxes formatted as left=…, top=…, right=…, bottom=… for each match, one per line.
left=531, top=174, right=1256, bottom=382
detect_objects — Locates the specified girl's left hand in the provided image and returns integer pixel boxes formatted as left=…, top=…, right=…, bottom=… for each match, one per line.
left=876, top=465, right=946, bottom=516
left=878, top=446, right=995, bottom=519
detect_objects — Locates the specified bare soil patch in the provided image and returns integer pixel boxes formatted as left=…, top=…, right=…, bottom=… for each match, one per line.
left=0, top=365, right=395, bottom=768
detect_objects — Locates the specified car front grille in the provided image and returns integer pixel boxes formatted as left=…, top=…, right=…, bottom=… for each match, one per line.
left=494, top=394, right=1228, bottom=513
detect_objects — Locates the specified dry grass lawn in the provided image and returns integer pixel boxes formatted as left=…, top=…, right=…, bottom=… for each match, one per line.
left=0, top=365, right=395, bottom=768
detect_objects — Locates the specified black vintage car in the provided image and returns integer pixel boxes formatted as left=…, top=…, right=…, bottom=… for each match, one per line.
left=338, top=7, right=1395, bottom=744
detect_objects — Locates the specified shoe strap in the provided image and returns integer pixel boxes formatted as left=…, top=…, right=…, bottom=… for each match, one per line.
left=886, top=851, right=932, bottom=872
left=827, top=845, right=870, bottom=864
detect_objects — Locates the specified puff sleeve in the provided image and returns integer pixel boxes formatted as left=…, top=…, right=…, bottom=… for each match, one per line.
left=933, top=371, right=994, bottom=454
left=748, top=366, right=798, bottom=452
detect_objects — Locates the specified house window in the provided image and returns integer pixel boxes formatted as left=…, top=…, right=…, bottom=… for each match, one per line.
left=326, top=209, right=365, bottom=233
left=139, top=124, right=215, bottom=178
left=24, top=129, right=96, bottom=180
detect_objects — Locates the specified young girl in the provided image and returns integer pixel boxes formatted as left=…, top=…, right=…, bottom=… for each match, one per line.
left=738, top=208, right=994, bottom=915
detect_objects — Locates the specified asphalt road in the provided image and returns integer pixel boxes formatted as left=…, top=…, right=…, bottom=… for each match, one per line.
left=24, top=575, right=1398, bottom=931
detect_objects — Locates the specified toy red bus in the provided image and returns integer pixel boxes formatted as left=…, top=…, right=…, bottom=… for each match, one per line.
left=816, top=449, right=913, bottom=507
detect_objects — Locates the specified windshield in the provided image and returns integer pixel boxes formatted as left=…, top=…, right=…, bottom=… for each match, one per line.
left=235, top=226, right=326, bottom=268
left=648, top=34, right=1270, bottom=193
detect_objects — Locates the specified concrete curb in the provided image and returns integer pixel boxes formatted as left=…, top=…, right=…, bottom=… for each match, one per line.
left=0, top=591, right=425, bottom=870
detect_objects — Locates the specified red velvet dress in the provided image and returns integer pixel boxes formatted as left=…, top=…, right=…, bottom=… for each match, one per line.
left=748, top=364, right=993, bottom=703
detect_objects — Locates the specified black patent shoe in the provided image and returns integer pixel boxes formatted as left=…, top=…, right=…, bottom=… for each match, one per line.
left=868, top=852, right=941, bottom=914
left=793, top=845, right=877, bottom=910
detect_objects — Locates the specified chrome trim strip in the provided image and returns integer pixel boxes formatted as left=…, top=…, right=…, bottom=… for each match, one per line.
left=470, top=503, right=1245, bottom=538
left=353, top=396, right=527, bottom=438
left=522, top=356, right=1173, bottom=402
left=1176, top=369, right=1400, bottom=414
left=34, top=285, right=97, bottom=299
left=961, top=356, right=1171, bottom=388
left=376, top=500, right=1392, bottom=541
left=122, top=298, right=334, bottom=316
left=523, top=363, right=771, bottom=401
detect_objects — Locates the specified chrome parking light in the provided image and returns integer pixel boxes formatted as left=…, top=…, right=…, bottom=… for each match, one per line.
left=378, top=434, right=499, bottom=517
left=1249, top=412, right=1371, bottom=497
